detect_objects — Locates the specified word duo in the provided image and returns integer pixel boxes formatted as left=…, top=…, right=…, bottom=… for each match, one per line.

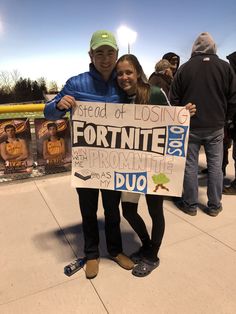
left=114, top=172, right=147, bottom=193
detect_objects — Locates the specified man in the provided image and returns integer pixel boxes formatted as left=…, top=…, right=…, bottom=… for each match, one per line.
left=43, top=122, right=65, bottom=165
left=162, top=52, right=180, bottom=76
left=44, top=30, right=134, bottom=279
left=0, top=124, right=28, bottom=167
left=223, top=51, right=236, bottom=195
left=170, top=32, right=236, bottom=217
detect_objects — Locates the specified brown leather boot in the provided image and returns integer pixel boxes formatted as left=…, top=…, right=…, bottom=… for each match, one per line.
left=85, top=259, right=99, bottom=279
left=222, top=184, right=236, bottom=195
left=111, top=253, right=134, bottom=270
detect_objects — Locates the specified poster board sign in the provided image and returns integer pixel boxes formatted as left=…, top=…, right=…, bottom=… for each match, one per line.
left=34, top=118, right=71, bottom=173
left=71, top=101, right=190, bottom=196
left=0, top=118, right=33, bottom=175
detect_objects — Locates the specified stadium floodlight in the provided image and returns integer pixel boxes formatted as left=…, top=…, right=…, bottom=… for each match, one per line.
left=117, top=25, right=137, bottom=54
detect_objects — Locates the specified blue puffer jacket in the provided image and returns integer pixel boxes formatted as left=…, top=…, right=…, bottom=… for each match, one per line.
left=44, top=63, right=126, bottom=120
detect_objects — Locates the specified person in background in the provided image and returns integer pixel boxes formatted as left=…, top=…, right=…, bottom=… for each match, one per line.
left=116, top=53, right=196, bottom=277
left=162, top=52, right=180, bottom=76
left=170, top=32, right=236, bottom=217
left=223, top=51, right=236, bottom=195
left=201, top=52, right=236, bottom=179
left=44, top=30, right=134, bottom=279
left=148, top=59, right=173, bottom=97
left=0, top=124, right=28, bottom=167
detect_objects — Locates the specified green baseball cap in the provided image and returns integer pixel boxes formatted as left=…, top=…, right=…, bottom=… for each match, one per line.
left=90, top=30, right=118, bottom=50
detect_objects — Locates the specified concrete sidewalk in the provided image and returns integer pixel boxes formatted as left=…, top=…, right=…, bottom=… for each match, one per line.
left=0, top=151, right=236, bottom=314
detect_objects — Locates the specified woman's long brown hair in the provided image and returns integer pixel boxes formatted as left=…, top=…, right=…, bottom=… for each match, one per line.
left=116, top=54, right=150, bottom=104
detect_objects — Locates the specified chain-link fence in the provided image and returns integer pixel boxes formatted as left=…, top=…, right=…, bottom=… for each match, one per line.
left=0, top=104, right=71, bottom=183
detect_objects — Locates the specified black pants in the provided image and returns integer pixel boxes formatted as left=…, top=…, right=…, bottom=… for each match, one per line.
left=222, top=126, right=236, bottom=176
left=122, top=194, right=165, bottom=262
left=76, top=188, right=122, bottom=260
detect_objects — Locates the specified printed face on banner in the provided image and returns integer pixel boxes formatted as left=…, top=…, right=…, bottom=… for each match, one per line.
left=0, top=118, right=33, bottom=175
left=71, top=101, right=190, bottom=196
left=34, top=118, right=71, bottom=173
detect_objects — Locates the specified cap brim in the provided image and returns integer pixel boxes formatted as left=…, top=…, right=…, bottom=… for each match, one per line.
left=91, top=41, right=118, bottom=50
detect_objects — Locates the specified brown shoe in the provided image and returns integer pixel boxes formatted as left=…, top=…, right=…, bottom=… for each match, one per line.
left=222, top=185, right=236, bottom=195
left=111, top=253, right=134, bottom=270
left=85, top=259, right=99, bottom=279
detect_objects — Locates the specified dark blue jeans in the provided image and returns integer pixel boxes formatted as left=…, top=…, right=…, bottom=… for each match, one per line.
left=233, top=139, right=236, bottom=180
left=183, top=128, right=224, bottom=209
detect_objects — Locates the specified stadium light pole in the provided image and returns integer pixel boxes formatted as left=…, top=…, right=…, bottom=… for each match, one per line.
left=117, top=25, right=137, bottom=54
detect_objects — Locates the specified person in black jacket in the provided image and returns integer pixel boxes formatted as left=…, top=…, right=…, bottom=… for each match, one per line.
left=170, top=32, right=236, bottom=217
left=223, top=51, right=236, bottom=195
left=162, top=52, right=180, bottom=76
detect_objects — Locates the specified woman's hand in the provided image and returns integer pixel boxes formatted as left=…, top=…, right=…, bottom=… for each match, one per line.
left=185, top=103, right=196, bottom=117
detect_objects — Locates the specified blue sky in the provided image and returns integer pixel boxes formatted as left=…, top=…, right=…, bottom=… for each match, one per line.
left=1, top=0, right=236, bottom=87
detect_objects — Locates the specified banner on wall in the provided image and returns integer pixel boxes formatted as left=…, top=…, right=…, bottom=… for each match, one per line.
left=34, top=118, right=71, bottom=173
left=0, top=118, right=33, bottom=175
left=71, top=101, right=190, bottom=197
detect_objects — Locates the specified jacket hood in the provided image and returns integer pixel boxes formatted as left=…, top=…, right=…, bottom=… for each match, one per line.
left=226, top=52, right=236, bottom=73
left=191, top=32, right=217, bottom=56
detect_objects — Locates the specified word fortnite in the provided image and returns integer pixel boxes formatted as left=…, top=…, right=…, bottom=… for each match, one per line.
left=72, top=121, right=166, bottom=155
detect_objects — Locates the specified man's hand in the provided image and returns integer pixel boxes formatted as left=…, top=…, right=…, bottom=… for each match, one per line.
left=185, top=103, right=196, bottom=117
left=56, top=95, right=76, bottom=110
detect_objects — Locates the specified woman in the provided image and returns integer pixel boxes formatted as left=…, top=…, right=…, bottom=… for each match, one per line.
left=148, top=59, right=173, bottom=96
left=116, top=54, right=196, bottom=277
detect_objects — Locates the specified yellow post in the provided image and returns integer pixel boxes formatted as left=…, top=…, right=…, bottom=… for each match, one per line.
left=0, top=103, right=45, bottom=113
